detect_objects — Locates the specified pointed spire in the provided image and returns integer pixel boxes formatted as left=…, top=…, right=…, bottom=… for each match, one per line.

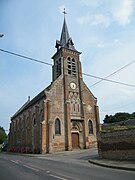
left=55, top=9, right=76, bottom=51
left=60, top=16, right=70, bottom=47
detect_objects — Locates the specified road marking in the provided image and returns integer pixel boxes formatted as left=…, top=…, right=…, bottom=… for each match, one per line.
left=26, top=163, right=45, bottom=171
left=10, top=160, right=39, bottom=172
left=10, top=160, right=19, bottom=164
left=49, top=174, right=67, bottom=180
left=23, top=164, right=39, bottom=172
left=47, top=170, right=78, bottom=180
left=55, top=174, right=79, bottom=180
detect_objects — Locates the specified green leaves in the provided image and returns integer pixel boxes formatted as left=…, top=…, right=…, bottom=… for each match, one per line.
left=103, top=112, right=135, bottom=124
left=0, top=126, right=7, bottom=144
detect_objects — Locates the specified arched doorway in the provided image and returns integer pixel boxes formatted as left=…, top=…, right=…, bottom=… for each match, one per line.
left=71, top=121, right=83, bottom=149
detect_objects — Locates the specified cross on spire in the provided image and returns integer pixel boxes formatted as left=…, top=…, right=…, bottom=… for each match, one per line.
left=63, top=8, right=67, bottom=17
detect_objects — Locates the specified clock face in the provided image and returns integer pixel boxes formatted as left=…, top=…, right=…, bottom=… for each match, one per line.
left=70, top=82, right=76, bottom=90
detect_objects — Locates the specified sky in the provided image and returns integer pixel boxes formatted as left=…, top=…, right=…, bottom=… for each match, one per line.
left=0, top=0, right=135, bottom=132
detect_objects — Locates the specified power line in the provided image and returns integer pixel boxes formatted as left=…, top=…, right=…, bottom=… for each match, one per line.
left=0, top=48, right=52, bottom=66
left=0, top=48, right=135, bottom=88
left=90, top=59, right=135, bottom=87
left=82, top=72, right=135, bottom=88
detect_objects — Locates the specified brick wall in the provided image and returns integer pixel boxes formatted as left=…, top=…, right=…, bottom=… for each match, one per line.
left=98, top=128, right=135, bottom=160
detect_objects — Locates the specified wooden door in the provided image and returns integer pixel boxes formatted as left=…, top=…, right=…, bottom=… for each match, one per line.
left=72, top=133, right=79, bottom=148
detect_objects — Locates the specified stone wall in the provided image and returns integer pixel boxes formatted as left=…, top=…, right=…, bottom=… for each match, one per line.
left=98, top=128, right=135, bottom=160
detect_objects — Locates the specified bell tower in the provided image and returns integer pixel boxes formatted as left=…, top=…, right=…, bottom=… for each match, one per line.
left=51, top=10, right=99, bottom=151
left=52, top=10, right=82, bottom=82
left=52, top=11, right=86, bottom=150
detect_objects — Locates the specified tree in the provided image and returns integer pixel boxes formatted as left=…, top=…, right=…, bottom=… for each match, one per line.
left=103, top=112, right=135, bottom=124
left=0, top=126, right=7, bottom=144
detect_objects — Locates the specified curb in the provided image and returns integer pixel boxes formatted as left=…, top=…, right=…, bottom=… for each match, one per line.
left=88, top=159, right=135, bottom=172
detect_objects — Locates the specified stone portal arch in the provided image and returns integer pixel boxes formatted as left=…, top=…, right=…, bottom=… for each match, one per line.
left=71, top=121, right=83, bottom=149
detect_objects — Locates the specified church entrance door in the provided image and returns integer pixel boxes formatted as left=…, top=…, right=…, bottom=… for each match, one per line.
left=72, top=133, right=79, bottom=148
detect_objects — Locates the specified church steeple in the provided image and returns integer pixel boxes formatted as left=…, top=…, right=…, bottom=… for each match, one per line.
left=55, top=10, right=76, bottom=51
left=52, top=10, right=81, bottom=82
left=60, top=17, right=70, bottom=47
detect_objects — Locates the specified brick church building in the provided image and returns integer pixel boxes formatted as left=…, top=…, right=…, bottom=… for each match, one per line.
left=8, top=15, right=100, bottom=154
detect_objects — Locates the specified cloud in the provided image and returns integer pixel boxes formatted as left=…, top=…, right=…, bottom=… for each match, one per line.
left=77, top=14, right=91, bottom=25
left=77, top=13, right=110, bottom=27
left=79, top=0, right=134, bottom=27
left=112, top=0, right=134, bottom=26
left=92, top=14, right=110, bottom=27
left=97, top=39, right=123, bottom=48
left=81, top=0, right=99, bottom=7
left=119, top=88, right=135, bottom=98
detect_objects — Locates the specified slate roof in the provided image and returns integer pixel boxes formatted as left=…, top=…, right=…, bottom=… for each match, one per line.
left=55, top=17, right=77, bottom=51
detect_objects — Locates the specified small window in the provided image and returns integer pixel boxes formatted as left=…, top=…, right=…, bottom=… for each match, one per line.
left=73, top=104, right=75, bottom=111
left=72, top=58, right=75, bottom=63
left=78, top=104, right=80, bottom=112
left=68, top=65, right=71, bottom=69
left=55, top=118, right=61, bottom=135
left=68, top=57, right=71, bottom=61
left=33, top=118, right=36, bottom=126
left=68, top=70, right=71, bottom=74
left=88, top=120, right=93, bottom=134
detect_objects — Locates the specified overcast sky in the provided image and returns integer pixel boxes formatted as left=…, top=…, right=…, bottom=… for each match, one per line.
left=0, top=0, right=135, bottom=132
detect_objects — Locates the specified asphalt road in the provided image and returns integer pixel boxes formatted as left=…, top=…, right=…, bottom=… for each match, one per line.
left=0, top=149, right=135, bottom=180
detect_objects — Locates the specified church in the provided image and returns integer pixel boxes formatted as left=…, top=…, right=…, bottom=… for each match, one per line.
left=8, top=14, right=100, bottom=154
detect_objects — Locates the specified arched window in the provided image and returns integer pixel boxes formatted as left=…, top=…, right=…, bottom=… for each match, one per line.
left=55, top=118, right=61, bottom=135
left=72, top=58, right=76, bottom=76
left=32, top=114, right=36, bottom=126
left=56, top=58, right=61, bottom=78
left=39, top=111, right=43, bottom=124
left=67, top=57, right=76, bottom=76
left=88, top=120, right=93, bottom=134
left=67, top=57, right=71, bottom=75
left=33, top=118, right=36, bottom=126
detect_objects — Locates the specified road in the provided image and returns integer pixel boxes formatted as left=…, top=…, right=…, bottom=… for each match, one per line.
left=0, top=149, right=135, bottom=180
